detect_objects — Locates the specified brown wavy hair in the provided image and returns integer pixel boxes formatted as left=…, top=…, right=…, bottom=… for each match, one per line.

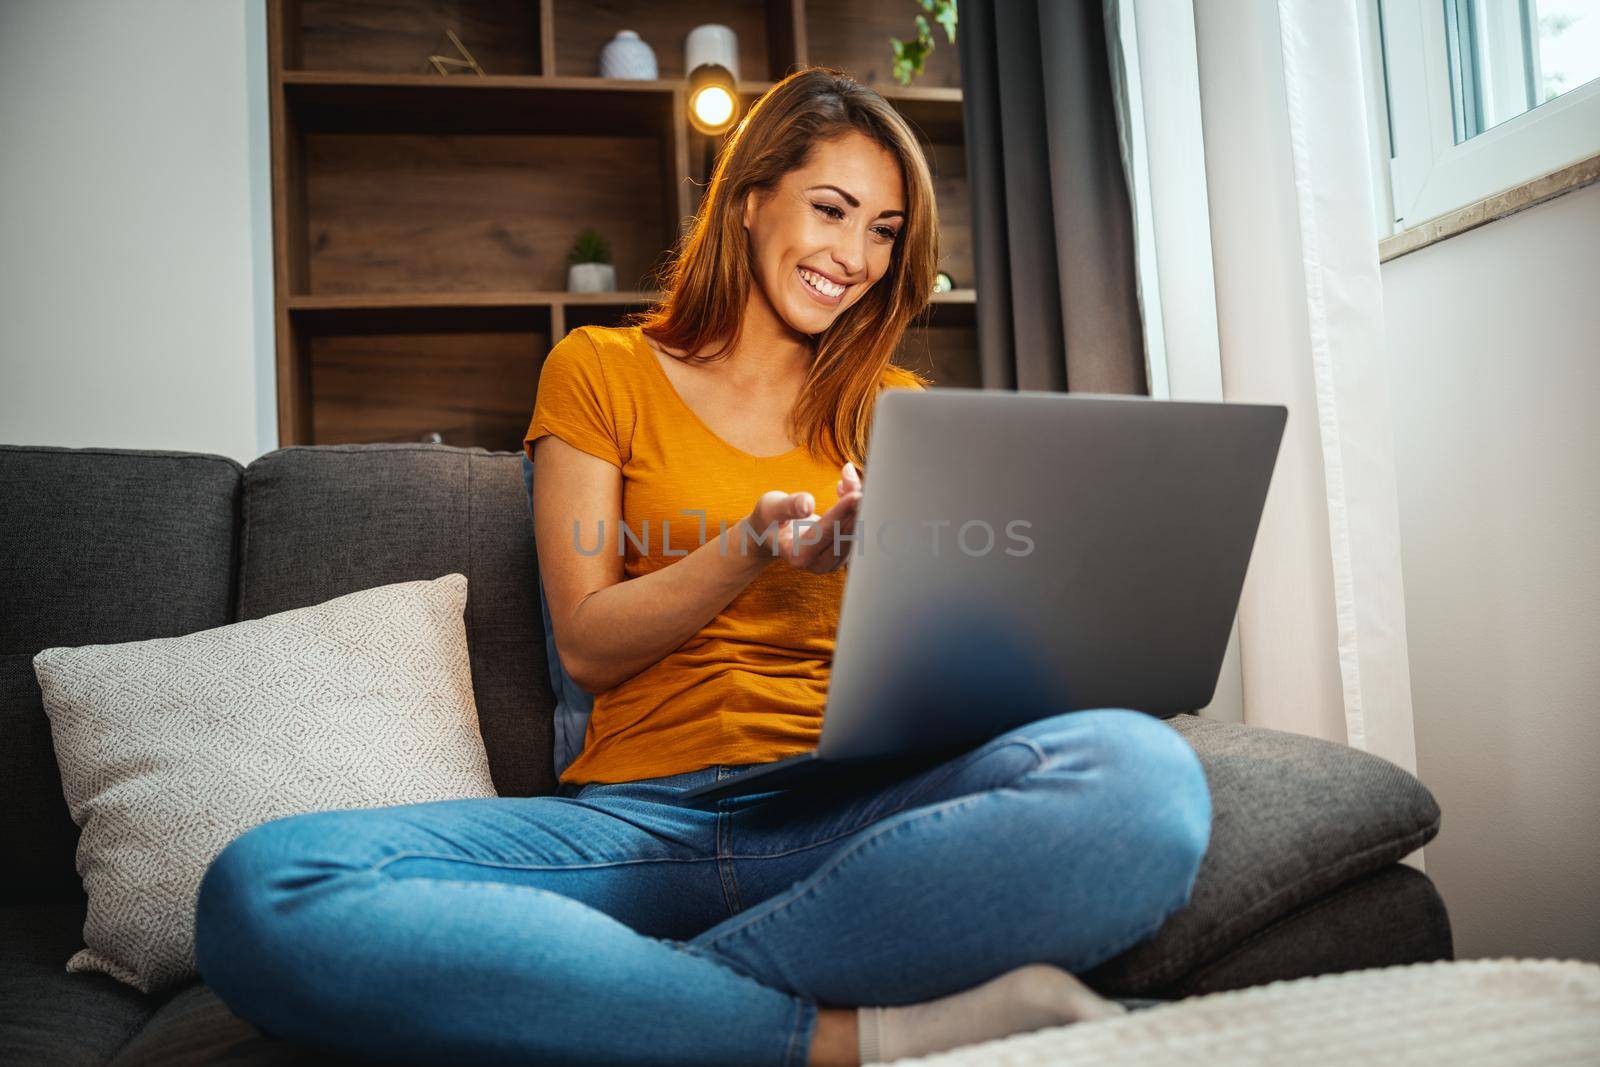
left=627, top=67, right=937, bottom=469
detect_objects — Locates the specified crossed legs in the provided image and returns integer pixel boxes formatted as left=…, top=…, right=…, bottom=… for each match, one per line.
left=195, top=710, right=1209, bottom=1066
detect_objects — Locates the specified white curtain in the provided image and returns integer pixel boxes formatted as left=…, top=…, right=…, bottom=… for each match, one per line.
left=1187, top=0, right=1419, bottom=776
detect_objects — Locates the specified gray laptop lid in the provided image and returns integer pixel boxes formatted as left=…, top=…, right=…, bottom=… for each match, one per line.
left=817, top=389, right=1286, bottom=761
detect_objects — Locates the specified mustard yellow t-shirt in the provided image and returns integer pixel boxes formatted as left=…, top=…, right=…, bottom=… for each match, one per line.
left=523, top=324, right=922, bottom=786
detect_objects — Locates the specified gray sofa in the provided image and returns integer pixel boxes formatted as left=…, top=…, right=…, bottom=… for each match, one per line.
left=0, top=442, right=1452, bottom=1064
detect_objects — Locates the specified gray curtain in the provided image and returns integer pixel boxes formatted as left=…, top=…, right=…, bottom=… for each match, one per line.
left=959, top=0, right=1148, bottom=394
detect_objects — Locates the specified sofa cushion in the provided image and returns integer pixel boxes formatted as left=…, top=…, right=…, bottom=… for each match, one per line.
left=1174, top=863, right=1452, bottom=996
left=107, top=982, right=356, bottom=1067
left=1087, top=715, right=1444, bottom=995
left=0, top=898, right=158, bottom=1065
left=235, top=444, right=556, bottom=798
left=0, top=446, right=242, bottom=906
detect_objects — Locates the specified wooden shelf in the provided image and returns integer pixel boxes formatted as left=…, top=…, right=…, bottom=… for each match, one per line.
left=287, top=290, right=644, bottom=310
left=283, top=71, right=679, bottom=135
left=288, top=288, right=975, bottom=311
left=287, top=288, right=975, bottom=343
left=268, top=0, right=976, bottom=450
left=282, top=71, right=961, bottom=141
left=281, top=70, right=960, bottom=102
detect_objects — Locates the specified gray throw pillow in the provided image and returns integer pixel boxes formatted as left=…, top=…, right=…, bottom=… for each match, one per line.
left=32, top=573, right=499, bottom=994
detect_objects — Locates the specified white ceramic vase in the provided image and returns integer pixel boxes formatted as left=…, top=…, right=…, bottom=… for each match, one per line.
left=599, top=30, right=658, bottom=80
left=567, top=262, right=616, bottom=293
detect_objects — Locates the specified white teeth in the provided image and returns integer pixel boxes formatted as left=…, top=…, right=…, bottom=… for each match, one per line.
left=799, top=267, right=845, bottom=297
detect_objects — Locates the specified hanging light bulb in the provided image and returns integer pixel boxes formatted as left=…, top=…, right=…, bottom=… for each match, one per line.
left=684, top=25, right=740, bottom=136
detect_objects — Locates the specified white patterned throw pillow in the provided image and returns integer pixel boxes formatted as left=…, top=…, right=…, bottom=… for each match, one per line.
left=32, top=573, right=499, bottom=994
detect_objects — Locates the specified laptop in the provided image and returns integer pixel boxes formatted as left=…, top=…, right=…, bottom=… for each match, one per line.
left=680, top=388, right=1287, bottom=803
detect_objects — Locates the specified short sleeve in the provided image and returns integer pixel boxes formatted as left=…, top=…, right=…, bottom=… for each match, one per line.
left=525, top=328, right=624, bottom=468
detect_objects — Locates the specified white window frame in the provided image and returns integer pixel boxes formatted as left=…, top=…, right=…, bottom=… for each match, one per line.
left=1375, top=0, right=1600, bottom=234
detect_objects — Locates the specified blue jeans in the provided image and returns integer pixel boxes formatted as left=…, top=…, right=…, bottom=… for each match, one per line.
left=194, top=709, right=1210, bottom=1067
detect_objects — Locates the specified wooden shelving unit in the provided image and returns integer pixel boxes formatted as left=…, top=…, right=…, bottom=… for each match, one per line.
left=267, top=0, right=975, bottom=450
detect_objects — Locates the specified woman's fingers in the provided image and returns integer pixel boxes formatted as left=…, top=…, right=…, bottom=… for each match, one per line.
left=835, top=460, right=862, bottom=498
left=750, top=491, right=810, bottom=532
left=809, top=491, right=859, bottom=537
left=793, top=491, right=861, bottom=569
left=750, top=484, right=866, bottom=570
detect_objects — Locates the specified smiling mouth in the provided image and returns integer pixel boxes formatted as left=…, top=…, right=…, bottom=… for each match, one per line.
left=797, top=266, right=847, bottom=304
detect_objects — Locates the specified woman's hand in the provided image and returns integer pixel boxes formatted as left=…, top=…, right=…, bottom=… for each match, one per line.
left=737, top=461, right=864, bottom=574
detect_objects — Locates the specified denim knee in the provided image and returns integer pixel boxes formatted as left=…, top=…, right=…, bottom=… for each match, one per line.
left=1034, top=710, right=1212, bottom=896
left=194, top=813, right=337, bottom=1013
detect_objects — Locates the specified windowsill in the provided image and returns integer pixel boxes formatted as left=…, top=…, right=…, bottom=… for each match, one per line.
left=1379, top=151, right=1600, bottom=263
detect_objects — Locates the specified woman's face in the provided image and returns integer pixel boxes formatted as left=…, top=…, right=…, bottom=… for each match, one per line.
left=742, top=131, right=906, bottom=336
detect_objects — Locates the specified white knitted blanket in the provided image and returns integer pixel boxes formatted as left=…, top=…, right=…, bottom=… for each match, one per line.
left=889, top=959, right=1600, bottom=1066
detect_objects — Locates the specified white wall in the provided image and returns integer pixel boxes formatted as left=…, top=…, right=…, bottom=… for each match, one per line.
left=0, top=0, right=276, bottom=465
left=1383, top=180, right=1600, bottom=962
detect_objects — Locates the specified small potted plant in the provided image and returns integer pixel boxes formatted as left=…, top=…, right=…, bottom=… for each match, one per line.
left=566, top=228, right=616, bottom=293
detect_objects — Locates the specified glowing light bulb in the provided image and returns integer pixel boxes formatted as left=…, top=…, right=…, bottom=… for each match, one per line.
left=692, top=86, right=735, bottom=129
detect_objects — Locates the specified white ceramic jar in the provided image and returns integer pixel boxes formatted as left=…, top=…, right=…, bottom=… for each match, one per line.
left=599, top=30, right=658, bottom=80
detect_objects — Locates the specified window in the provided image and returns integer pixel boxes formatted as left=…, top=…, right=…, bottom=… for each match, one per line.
left=1444, top=0, right=1600, bottom=138
left=1371, top=0, right=1600, bottom=232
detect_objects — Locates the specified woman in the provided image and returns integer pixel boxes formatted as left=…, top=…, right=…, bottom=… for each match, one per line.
left=194, top=68, right=1211, bottom=1066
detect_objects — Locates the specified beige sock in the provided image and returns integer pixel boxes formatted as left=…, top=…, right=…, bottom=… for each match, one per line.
left=855, top=963, right=1125, bottom=1064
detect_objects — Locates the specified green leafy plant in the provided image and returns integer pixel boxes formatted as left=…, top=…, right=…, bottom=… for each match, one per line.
left=891, top=0, right=958, bottom=87
left=566, top=227, right=611, bottom=266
